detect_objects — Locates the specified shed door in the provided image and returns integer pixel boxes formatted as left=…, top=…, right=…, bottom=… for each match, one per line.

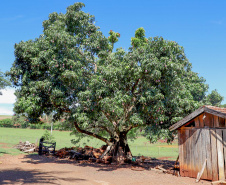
left=179, top=128, right=226, bottom=181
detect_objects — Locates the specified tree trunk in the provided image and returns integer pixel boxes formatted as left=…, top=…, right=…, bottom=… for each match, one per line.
left=108, top=132, right=133, bottom=164
left=74, top=122, right=133, bottom=164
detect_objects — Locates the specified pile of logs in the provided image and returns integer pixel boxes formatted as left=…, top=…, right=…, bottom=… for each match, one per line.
left=14, top=141, right=37, bottom=153
left=54, top=145, right=112, bottom=164
left=51, top=145, right=180, bottom=176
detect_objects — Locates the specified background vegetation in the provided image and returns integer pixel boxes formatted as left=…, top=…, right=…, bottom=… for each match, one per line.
left=0, top=127, right=178, bottom=160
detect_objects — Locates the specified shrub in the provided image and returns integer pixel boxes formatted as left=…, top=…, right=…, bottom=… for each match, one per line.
left=41, top=130, right=55, bottom=142
left=0, top=119, right=14, bottom=128
left=12, top=115, right=28, bottom=128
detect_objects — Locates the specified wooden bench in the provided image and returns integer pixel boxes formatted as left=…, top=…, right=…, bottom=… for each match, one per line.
left=39, top=140, right=56, bottom=155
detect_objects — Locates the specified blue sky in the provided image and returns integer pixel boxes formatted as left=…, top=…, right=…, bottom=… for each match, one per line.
left=0, top=0, right=226, bottom=115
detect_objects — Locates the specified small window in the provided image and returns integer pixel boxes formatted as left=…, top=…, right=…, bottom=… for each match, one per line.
left=185, top=121, right=195, bottom=127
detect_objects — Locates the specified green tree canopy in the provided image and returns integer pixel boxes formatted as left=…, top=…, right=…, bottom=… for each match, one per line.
left=7, top=3, right=212, bottom=162
left=0, top=70, right=11, bottom=95
left=206, top=89, right=224, bottom=106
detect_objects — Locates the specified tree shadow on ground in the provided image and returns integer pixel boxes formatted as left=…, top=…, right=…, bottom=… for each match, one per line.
left=22, top=154, right=77, bottom=165
left=22, top=154, right=176, bottom=172
left=0, top=167, right=86, bottom=184
left=0, top=152, right=8, bottom=154
left=77, top=157, right=176, bottom=172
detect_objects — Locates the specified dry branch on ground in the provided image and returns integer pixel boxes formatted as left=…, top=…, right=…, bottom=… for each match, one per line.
left=14, top=141, right=37, bottom=153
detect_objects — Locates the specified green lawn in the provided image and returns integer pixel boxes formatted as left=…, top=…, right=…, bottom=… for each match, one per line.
left=0, top=128, right=178, bottom=160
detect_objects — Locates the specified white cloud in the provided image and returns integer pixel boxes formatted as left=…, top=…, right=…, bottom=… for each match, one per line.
left=0, top=107, right=14, bottom=115
left=0, top=88, right=16, bottom=104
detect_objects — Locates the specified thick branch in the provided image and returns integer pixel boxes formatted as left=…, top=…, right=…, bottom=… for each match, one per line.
left=125, top=97, right=136, bottom=121
left=128, top=105, right=134, bottom=113
left=131, top=78, right=141, bottom=93
left=97, top=126, right=112, bottom=136
left=101, top=110, right=115, bottom=126
left=125, top=124, right=140, bottom=134
left=74, top=121, right=111, bottom=145
left=94, top=63, right=97, bottom=73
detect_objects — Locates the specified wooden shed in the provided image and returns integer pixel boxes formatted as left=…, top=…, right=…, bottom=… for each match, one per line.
left=169, top=105, right=226, bottom=181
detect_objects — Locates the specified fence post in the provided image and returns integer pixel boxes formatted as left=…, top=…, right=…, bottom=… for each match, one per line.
left=38, top=137, right=44, bottom=155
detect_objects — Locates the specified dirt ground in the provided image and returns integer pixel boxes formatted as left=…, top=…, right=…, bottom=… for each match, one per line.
left=0, top=154, right=212, bottom=185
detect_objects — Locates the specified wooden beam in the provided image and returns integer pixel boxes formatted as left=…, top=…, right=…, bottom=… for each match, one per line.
left=169, top=107, right=204, bottom=131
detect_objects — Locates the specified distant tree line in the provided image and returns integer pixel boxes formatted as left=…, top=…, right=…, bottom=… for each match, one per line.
left=0, top=116, right=73, bottom=131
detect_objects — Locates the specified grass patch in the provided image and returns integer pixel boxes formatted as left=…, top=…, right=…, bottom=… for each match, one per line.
left=0, top=128, right=178, bottom=160
left=129, top=138, right=178, bottom=160
left=0, top=128, right=105, bottom=156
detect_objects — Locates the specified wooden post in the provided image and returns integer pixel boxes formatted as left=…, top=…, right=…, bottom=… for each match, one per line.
left=205, top=129, right=213, bottom=180
left=199, top=114, right=204, bottom=128
left=216, top=129, right=225, bottom=181
left=201, top=129, right=208, bottom=179
left=179, top=129, right=185, bottom=177
left=191, top=129, right=200, bottom=178
left=190, top=129, right=196, bottom=178
left=210, top=129, right=219, bottom=181
left=223, top=130, right=226, bottom=178
left=195, top=117, right=200, bottom=128
left=214, top=116, right=219, bottom=127
left=38, top=137, right=44, bottom=155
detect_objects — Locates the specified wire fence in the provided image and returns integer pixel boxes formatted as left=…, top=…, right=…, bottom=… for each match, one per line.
left=0, top=134, right=104, bottom=150
left=0, top=135, right=40, bottom=145
left=130, top=144, right=178, bottom=159
left=0, top=131, right=179, bottom=160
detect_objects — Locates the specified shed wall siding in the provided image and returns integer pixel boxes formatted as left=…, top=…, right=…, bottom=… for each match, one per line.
left=179, top=128, right=226, bottom=181
left=183, top=113, right=226, bottom=129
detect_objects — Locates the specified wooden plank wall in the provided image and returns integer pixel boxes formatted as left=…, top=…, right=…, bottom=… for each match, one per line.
left=178, top=128, right=226, bottom=181
left=216, top=129, right=225, bottom=180
left=191, top=113, right=226, bottom=128
left=210, top=129, right=218, bottom=181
